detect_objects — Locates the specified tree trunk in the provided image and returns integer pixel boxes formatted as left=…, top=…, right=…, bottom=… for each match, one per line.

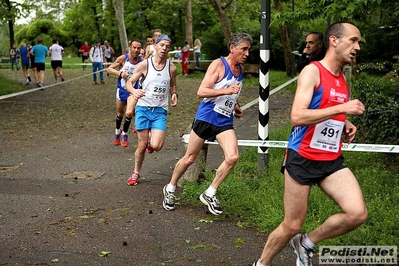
left=113, top=0, right=128, bottom=54
left=274, top=0, right=291, bottom=75
left=208, top=0, right=233, bottom=45
left=6, top=0, right=14, bottom=48
left=185, top=0, right=193, bottom=47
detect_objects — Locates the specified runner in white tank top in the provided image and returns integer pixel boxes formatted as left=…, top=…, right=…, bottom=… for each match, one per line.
left=124, top=34, right=178, bottom=186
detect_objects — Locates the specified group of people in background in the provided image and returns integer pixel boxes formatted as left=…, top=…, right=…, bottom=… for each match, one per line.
left=79, top=39, right=116, bottom=84
left=9, top=38, right=65, bottom=88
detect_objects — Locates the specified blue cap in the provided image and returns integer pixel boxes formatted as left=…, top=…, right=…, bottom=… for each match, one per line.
left=156, top=35, right=172, bottom=44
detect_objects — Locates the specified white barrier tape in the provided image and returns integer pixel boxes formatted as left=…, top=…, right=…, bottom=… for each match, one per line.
left=0, top=69, right=107, bottom=101
left=182, top=134, right=399, bottom=153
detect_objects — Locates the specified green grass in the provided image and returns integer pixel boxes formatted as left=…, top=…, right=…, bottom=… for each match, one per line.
left=181, top=123, right=399, bottom=247
left=0, top=73, right=27, bottom=96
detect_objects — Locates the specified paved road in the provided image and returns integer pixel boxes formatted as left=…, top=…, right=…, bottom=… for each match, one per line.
left=0, top=70, right=337, bottom=266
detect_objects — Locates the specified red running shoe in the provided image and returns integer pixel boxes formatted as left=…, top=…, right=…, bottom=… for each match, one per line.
left=127, top=172, right=140, bottom=186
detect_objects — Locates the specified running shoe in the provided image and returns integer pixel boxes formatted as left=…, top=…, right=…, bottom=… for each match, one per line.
left=127, top=172, right=140, bottom=186
left=114, top=132, right=121, bottom=146
left=132, top=124, right=137, bottom=133
left=290, top=234, right=314, bottom=266
left=94, top=81, right=97, bottom=85
left=28, top=76, right=31, bottom=82
left=101, top=80, right=105, bottom=84
left=146, top=143, right=154, bottom=154
left=162, top=185, right=176, bottom=211
left=61, top=77, right=65, bottom=82
left=199, top=192, right=223, bottom=215
left=121, top=133, right=128, bottom=147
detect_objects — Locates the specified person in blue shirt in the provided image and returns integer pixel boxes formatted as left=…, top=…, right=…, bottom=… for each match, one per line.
left=30, top=38, right=48, bottom=88
left=19, top=43, right=31, bottom=85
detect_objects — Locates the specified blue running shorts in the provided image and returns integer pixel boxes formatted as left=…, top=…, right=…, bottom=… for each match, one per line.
left=135, top=106, right=168, bottom=131
left=116, top=88, right=131, bottom=104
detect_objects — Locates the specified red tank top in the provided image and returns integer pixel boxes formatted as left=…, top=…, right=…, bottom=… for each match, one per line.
left=288, top=61, right=349, bottom=161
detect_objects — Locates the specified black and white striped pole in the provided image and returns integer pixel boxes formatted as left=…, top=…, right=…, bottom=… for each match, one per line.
left=258, top=0, right=270, bottom=171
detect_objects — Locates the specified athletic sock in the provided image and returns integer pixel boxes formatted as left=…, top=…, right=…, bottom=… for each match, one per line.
left=166, top=183, right=176, bottom=193
left=123, top=116, right=132, bottom=133
left=116, top=115, right=123, bottom=130
left=255, top=259, right=267, bottom=266
left=205, top=186, right=217, bottom=197
left=115, top=128, right=121, bottom=135
left=301, top=233, right=315, bottom=250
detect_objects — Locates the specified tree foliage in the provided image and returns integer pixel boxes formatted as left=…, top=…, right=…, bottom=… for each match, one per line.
left=2, top=0, right=398, bottom=69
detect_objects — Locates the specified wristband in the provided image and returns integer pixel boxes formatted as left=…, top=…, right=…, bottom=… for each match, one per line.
left=172, top=92, right=178, bottom=98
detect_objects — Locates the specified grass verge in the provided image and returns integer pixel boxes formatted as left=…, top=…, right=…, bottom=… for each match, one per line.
left=0, top=73, right=27, bottom=96
left=181, top=123, right=399, bottom=247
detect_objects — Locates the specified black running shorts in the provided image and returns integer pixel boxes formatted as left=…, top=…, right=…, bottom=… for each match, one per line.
left=192, top=119, right=234, bottom=142
left=281, top=149, right=347, bottom=186
left=51, top=60, right=62, bottom=69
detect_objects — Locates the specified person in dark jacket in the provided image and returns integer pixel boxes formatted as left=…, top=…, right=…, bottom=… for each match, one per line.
left=297, top=32, right=326, bottom=73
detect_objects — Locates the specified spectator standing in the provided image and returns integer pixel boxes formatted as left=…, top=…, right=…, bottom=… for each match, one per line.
left=89, top=40, right=105, bottom=85
left=162, top=32, right=252, bottom=215
left=9, top=44, right=20, bottom=71
left=177, top=46, right=182, bottom=64
left=102, top=40, right=115, bottom=75
left=79, top=41, right=91, bottom=71
left=297, top=32, right=326, bottom=73
left=181, top=41, right=190, bottom=75
left=193, top=38, right=202, bottom=69
left=30, top=38, right=48, bottom=88
left=253, top=22, right=366, bottom=266
left=19, top=43, right=31, bottom=85
left=48, top=39, right=65, bottom=83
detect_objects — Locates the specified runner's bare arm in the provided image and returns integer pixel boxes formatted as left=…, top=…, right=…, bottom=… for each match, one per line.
left=169, top=63, right=178, bottom=107
left=125, top=61, right=147, bottom=95
left=197, top=59, right=240, bottom=98
left=107, top=55, right=125, bottom=76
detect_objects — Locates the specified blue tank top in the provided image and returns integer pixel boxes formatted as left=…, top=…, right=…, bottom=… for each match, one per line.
left=195, top=57, right=243, bottom=127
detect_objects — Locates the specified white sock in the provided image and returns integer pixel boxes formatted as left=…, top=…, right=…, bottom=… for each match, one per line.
left=122, top=131, right=127, bottom=135
left=255, top=259, right=267, bottom=266
left=205, top=186, right=217, bottom=197
left=301, top=234, right=315, bottom=250
left=115, top=128, right=120, bottom=135
left=166, top=183, right=176, bottom=193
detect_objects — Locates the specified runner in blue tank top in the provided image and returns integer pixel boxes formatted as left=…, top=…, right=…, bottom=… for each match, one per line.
left=107, top=39, right=143, bottom=148
left=162, top=32, right=253, bottom=215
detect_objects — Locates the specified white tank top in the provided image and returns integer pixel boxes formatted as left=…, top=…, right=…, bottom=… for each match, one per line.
left=149, top=44, right=156, bottom=57
left=138, top=58, right=171, bottom=110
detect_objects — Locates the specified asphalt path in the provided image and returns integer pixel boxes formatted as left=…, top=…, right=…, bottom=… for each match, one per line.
left=0, top=69, right=338, bottom=266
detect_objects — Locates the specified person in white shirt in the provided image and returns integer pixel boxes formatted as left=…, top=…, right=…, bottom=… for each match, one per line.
left=102, top=40, right=115, bottom=76
left=89, top=40, right=104, bottom=84
left=48, top=39, right=65, bottom=83
left=193, top=38, right=202, bottom=69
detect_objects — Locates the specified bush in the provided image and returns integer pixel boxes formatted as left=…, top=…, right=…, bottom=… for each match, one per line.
left=350, top=73, right=399, bottom=145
